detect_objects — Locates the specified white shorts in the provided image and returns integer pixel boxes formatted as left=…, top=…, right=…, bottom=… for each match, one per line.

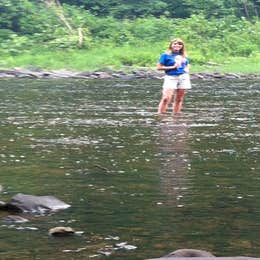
left=162, top=74, right=191, bottom=91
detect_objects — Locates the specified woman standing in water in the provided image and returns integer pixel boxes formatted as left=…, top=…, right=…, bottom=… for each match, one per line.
left=157, top=38, right=191, bottom=114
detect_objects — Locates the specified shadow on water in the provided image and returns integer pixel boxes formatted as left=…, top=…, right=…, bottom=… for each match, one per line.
left=0, top=78, right=259, bottom=259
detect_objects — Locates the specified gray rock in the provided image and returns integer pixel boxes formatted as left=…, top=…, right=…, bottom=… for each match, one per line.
left=164, top=249, right=215, bottom=257
left=165, top=249, right=214, bottom=257
left=1, top=67, right=260, bottom=80
left=3, top=215, right=29, bottom=224
left=97, top=72, right=113, bottom=79
left=147, top=249, right=260, bottom=260
left=5, top=193, right=70, bottom=214
left=149, top=256, right=260, bottom=260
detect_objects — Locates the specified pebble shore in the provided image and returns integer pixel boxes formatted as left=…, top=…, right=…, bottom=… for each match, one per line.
left=1, top=67, right=260, bottom=80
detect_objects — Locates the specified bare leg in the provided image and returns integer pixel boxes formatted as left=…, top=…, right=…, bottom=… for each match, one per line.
left=173, top=89, right=187, bottom=113
left=158, top=90, right=173, bottom=114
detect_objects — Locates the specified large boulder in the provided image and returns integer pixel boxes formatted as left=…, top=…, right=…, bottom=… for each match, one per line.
left=147, top=249, right=260, bottom=260
left=2, top=193, right=70, bottom=214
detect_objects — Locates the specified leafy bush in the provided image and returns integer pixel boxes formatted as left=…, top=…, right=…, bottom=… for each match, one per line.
left=0, top=1, right=260, bottom=69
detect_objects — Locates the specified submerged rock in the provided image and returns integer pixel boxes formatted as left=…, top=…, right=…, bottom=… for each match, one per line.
left=3, top=193, right=70, bottom=214
left=49, top=226, right=75, bottom=236
left=3, top=215, right=29, bottom=224
left=164, top=249, right=215, bottom=257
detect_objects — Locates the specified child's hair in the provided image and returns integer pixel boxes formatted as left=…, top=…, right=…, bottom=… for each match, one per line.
left=168, top=38, right=187, bottom=57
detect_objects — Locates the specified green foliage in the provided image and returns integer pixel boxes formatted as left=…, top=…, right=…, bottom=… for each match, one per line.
left=60, top=0, right=168, bottom=18
left=113, top=46, right=156, bottom=66
left=0, top=0, right=260, bottom=72
left=0, top=0, right=34, bottom=31
left=3, top=45, right=260, bottom=74
left=59, top=0, right=260, bottom=19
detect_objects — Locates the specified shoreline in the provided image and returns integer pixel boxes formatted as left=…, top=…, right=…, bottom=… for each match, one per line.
left=1, top=67, right=260, bottom=80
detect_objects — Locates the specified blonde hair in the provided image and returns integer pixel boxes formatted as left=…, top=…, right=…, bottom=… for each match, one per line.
left=168, top=38, right=187, bottom=57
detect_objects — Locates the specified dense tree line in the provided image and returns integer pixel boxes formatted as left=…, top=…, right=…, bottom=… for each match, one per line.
left=1, top=0, right=260, bottom=34
left=59, top=0, right=260, bottom=19
left=0, top=0, right=260, bottom=68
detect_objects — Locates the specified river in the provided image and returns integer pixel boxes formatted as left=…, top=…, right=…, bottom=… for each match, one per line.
left=0, top=78, right=259, bottom=259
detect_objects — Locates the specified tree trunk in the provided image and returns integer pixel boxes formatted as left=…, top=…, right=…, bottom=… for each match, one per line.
left=41, top=0, right=74, bottom=34
left=78, top=27, right=84, bottom=47
left=243, top=1, right=250, bottom=19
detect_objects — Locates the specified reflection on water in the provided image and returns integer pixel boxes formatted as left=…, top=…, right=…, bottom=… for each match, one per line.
left=0, top=78, right=259, bottom=259
left=158, top=116, right=191, bottom=207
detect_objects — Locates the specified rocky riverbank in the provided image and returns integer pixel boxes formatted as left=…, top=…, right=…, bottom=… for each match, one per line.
left=1, top=67, right=260, bottom=80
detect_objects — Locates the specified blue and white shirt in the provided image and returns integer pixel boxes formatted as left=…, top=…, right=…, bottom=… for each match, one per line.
left=158, top=52, right=189, bottom=75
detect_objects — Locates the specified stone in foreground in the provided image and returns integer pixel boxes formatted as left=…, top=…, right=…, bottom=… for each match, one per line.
left=4, top=193, right=71, bottom=214
left=147, top=249, right=260, bottom=260
left=164, top=249, right=215, bottom=257
left=49, top=226, right=75, bottom=236
left=146, top=256, right=260, bottom=260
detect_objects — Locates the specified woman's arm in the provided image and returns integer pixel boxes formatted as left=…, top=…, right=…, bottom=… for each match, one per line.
left=156, top=63, right=177, bottom=71
left=184, top=64, right=190, bottom=73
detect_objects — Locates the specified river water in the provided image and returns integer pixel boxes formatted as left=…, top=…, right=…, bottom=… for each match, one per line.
left=0, top=78, right=259, bottom=259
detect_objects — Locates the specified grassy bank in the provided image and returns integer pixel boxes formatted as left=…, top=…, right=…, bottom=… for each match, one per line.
left=1, top=46, right=260, bottom=74
left=1, top=10, right=260, bottom=75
